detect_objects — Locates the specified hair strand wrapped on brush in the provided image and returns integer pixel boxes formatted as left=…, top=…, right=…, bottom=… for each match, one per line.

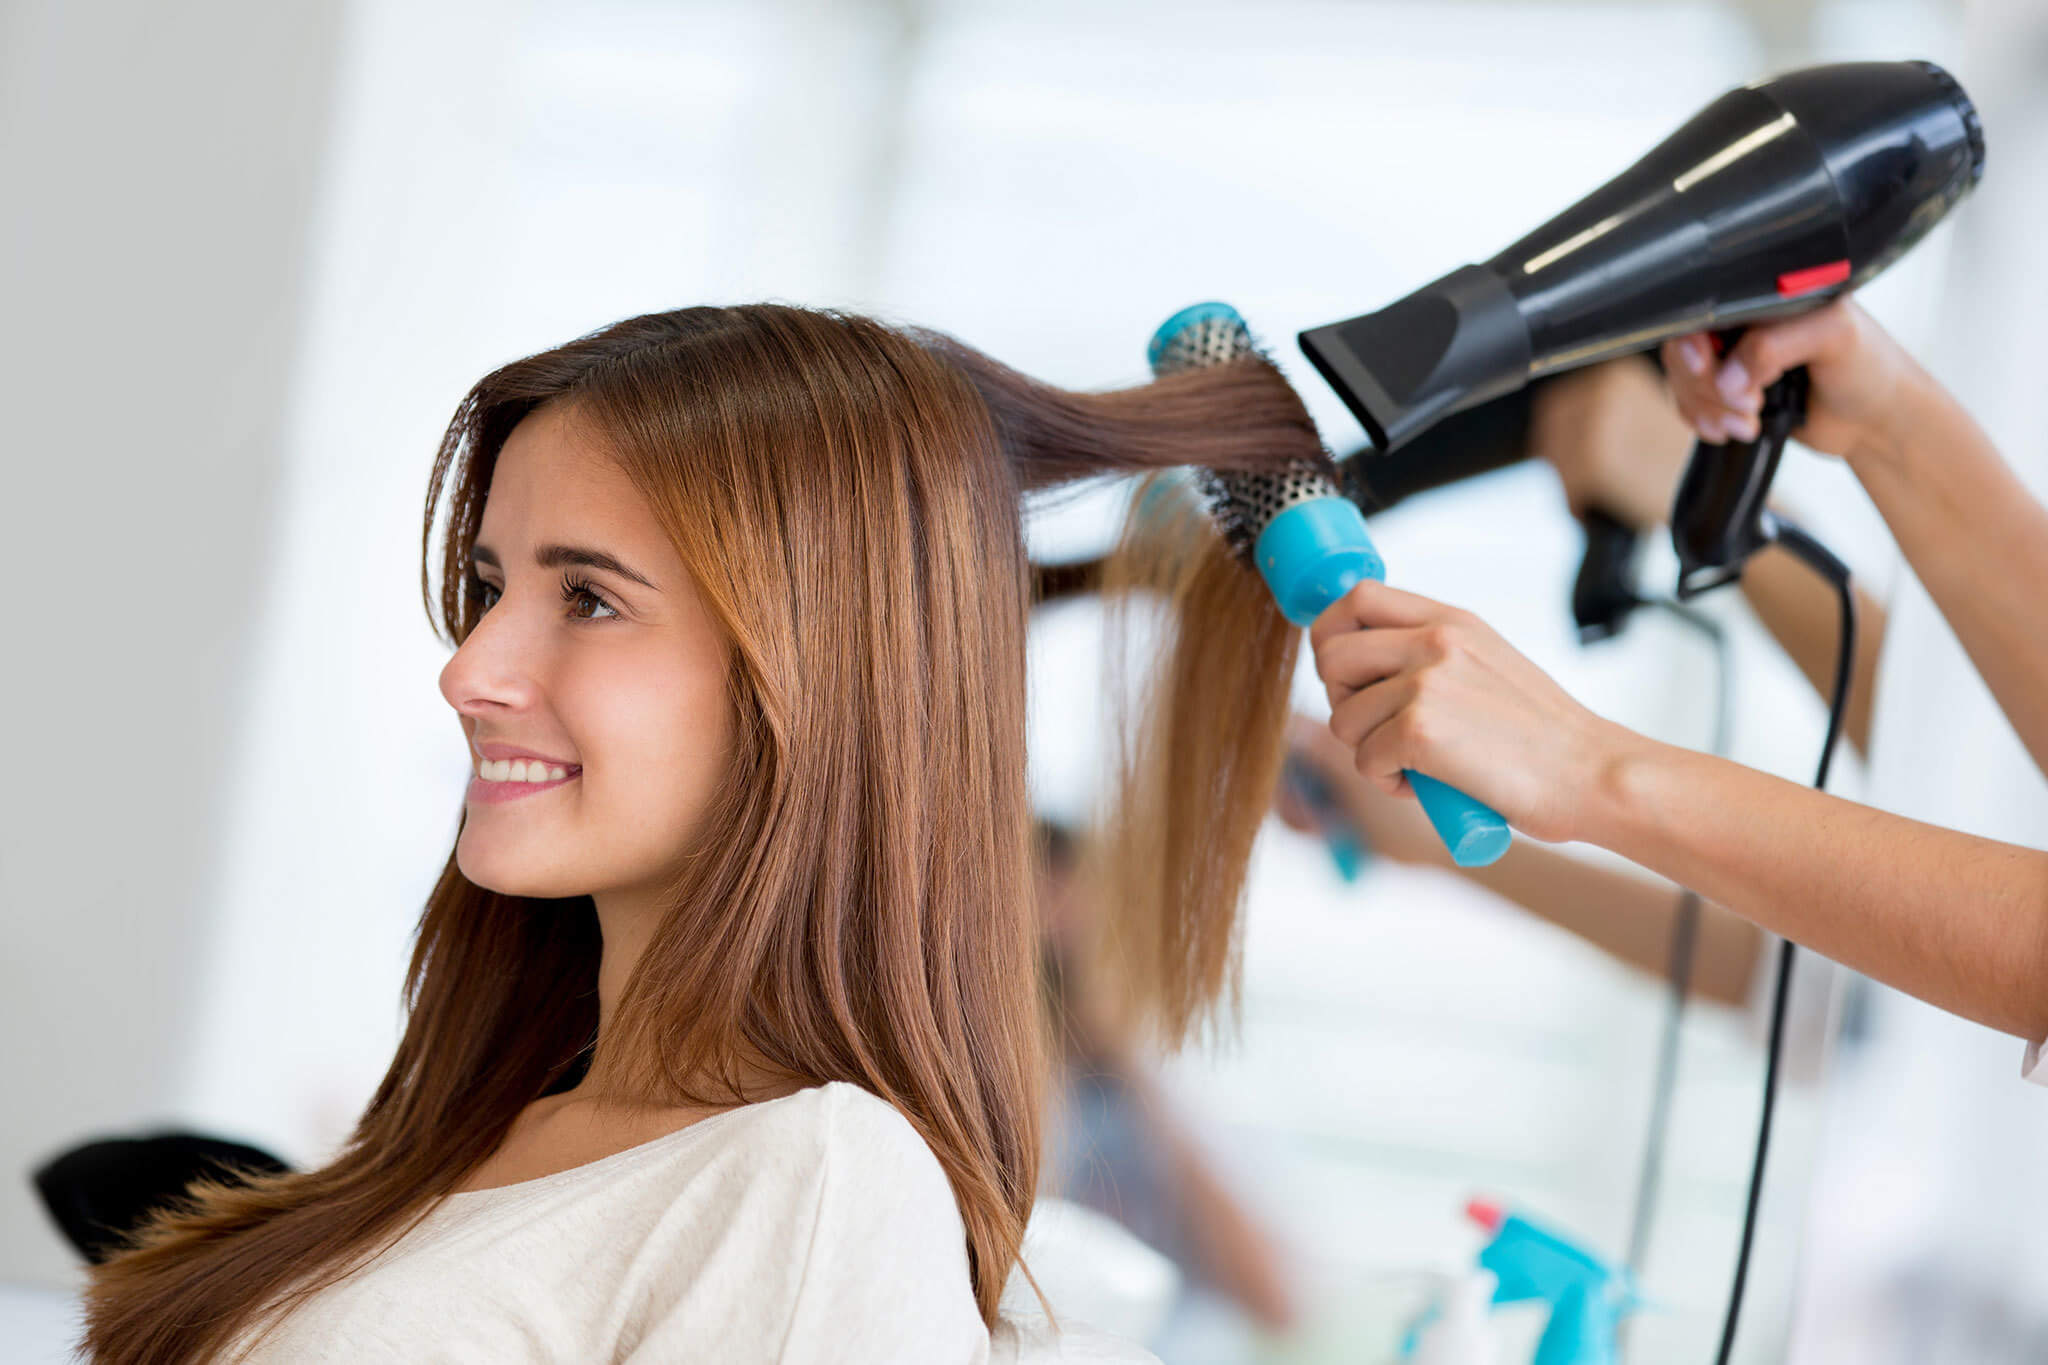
left=932, top=338, right=1328, bottom=1046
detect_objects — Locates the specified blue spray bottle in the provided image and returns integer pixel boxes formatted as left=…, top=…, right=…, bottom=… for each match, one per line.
left=1465, top=1198, right=1638, bottom=1365
left=1147, top=302, right=1511, bottom=868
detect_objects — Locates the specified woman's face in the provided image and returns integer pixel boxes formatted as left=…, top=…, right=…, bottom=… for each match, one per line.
left=439, top=401, right=733, bottom=902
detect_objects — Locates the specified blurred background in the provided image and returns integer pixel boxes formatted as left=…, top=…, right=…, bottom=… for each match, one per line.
left=4, top=0, right=2046, bottom=1361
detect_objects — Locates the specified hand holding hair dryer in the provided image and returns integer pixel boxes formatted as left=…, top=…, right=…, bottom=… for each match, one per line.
left=1301, top=59, right=1982, bottom=594
left=1303, top=60, right=1980, bottom=451
left=1284, top=61, right=1981, bottom=1365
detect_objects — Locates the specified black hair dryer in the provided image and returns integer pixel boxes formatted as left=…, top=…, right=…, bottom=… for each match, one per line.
left=1302, top=60, right=1984, bottom=600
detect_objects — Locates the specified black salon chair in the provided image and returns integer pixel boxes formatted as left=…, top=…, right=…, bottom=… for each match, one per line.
left=32, top=1132, right=291, bottom=1264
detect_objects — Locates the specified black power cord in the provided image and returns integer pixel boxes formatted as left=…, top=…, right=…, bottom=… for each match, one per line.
left=1711, top=513, right=1856, bottom=1365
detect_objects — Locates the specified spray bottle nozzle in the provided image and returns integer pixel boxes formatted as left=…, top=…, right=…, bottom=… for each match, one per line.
left=1467, top=1198, right=1638, bottom=1365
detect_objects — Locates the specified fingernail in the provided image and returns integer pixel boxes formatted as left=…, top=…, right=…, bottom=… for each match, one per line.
left=1716, top=359, right=1750, bottom=402
left=1695, top=414, right=1725, bottom=444
left=1726, top=387, right=1762, bottom=415
left=1729, top=413, right=1760, bottom=442
left=1678, top=338, right=1708, bottom=375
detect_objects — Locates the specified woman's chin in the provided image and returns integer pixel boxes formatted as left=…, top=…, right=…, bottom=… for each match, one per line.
left=456, top=835, right=578, bottom=900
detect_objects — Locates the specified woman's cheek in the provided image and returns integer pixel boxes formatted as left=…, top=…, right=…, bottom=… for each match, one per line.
left=583, top=644, right=733, bottom=830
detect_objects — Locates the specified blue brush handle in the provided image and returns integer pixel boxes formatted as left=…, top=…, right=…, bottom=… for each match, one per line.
left=1255, top=492, right=1513, bottom=869
left=1147, top=302, right=1511, bottom=869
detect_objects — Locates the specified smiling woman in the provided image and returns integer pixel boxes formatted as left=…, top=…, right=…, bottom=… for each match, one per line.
left=76, top=303, right=1328, bottom=1364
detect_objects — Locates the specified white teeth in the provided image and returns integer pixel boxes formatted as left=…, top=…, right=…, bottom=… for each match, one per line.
left=478, top=757, right=574, bottom=784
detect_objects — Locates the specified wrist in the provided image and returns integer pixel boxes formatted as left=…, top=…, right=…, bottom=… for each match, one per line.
left=1845, top=365, right=1952, bottom=481
left=1572, top=721, right=1678, bottom=854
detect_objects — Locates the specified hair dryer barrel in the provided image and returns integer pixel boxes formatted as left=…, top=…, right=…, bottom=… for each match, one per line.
left=1303, top=60, right=1983, bottom=452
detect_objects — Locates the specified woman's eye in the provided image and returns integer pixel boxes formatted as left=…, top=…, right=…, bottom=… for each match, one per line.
left=560, top=575, right=621, bottom=622
left=460, top=570, right=618, bottom=622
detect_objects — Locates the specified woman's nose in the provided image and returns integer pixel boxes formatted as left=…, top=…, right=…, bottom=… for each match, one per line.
left=438, top=609, right=542, bottom=718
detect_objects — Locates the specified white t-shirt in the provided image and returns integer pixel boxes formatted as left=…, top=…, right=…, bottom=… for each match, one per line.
left=222, top=1081, right=1154, bottom=1364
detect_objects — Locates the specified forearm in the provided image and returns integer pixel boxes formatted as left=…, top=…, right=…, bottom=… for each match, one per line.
left=1738, top=542, right=1885, bottom=757
left=1852, top=381, right=2048, bottom=777
left=1463, top=843, right=1761, bottom=1007
left=1583, top=732, right=2048, bottom=1040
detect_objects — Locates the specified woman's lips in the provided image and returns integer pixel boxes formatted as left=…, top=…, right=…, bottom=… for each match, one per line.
left=468, top=769, right=580, bottom=805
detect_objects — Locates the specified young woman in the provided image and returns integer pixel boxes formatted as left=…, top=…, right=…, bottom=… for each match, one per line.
left=79, top=304, right=1317, bottom=1363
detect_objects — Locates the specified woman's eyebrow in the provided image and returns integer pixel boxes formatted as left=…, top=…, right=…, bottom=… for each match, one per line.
left=471, top=542, right=659, bottom=591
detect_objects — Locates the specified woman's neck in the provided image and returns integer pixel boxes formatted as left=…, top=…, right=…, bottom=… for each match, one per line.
left=574, top=886, right=794, bottom=1106
left=561, top=885, right=656, bottom=1099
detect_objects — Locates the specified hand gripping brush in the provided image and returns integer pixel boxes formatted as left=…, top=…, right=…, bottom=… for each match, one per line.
left=1148, top=301, right=1512, bottom=868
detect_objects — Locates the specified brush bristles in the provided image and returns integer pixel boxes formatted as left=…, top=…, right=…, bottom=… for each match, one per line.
left=1151, top=312, right=1258, bottom=374
left=1189, top=467, right=1256, bottom=562
left=1201, top=460, right=1347, bottom=563
left=1152, top=313, right=1344, bottom=564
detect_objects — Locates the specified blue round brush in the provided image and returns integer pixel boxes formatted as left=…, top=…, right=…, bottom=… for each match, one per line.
left=1148, top=301, right=1512, bottom=869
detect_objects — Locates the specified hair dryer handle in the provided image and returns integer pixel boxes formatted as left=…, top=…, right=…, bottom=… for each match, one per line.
left=1670, top=337, right=1810, bottom=598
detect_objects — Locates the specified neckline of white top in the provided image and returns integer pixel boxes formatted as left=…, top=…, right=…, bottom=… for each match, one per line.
left=440, top=1085, right=820, bottom=1208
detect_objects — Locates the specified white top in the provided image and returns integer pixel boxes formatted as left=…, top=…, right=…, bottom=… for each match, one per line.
left=222, top=1081, right=1156, bottom=1364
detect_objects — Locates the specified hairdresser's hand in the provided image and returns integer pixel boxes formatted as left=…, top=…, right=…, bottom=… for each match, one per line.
left=1276, top=714, right=1451, bottom=867
left=1310, top=581, right=1638, bottom=844
left=1661, top=296, right=1933, bottom=468
left=1530, top=356, right=1698, bottom=529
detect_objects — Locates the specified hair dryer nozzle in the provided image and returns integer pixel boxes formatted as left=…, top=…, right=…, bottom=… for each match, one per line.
left=1301, top=265, right=1532, bottom=452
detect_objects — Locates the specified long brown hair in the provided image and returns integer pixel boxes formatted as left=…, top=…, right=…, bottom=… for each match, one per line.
left=80, top=304, right=1329, bottom=1362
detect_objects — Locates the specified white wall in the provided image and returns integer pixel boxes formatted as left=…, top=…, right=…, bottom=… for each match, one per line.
left=0, top=0, right=345, bottom=1289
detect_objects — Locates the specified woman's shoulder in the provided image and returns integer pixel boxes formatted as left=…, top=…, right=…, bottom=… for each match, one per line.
left=624, top=1082, right=967, bottom=1283
left=722, top=1081, right=950, bottom=1194
left=720, top=1078, right=916, bottom=1140
left=719, top=1084, right=974, bottom=1306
